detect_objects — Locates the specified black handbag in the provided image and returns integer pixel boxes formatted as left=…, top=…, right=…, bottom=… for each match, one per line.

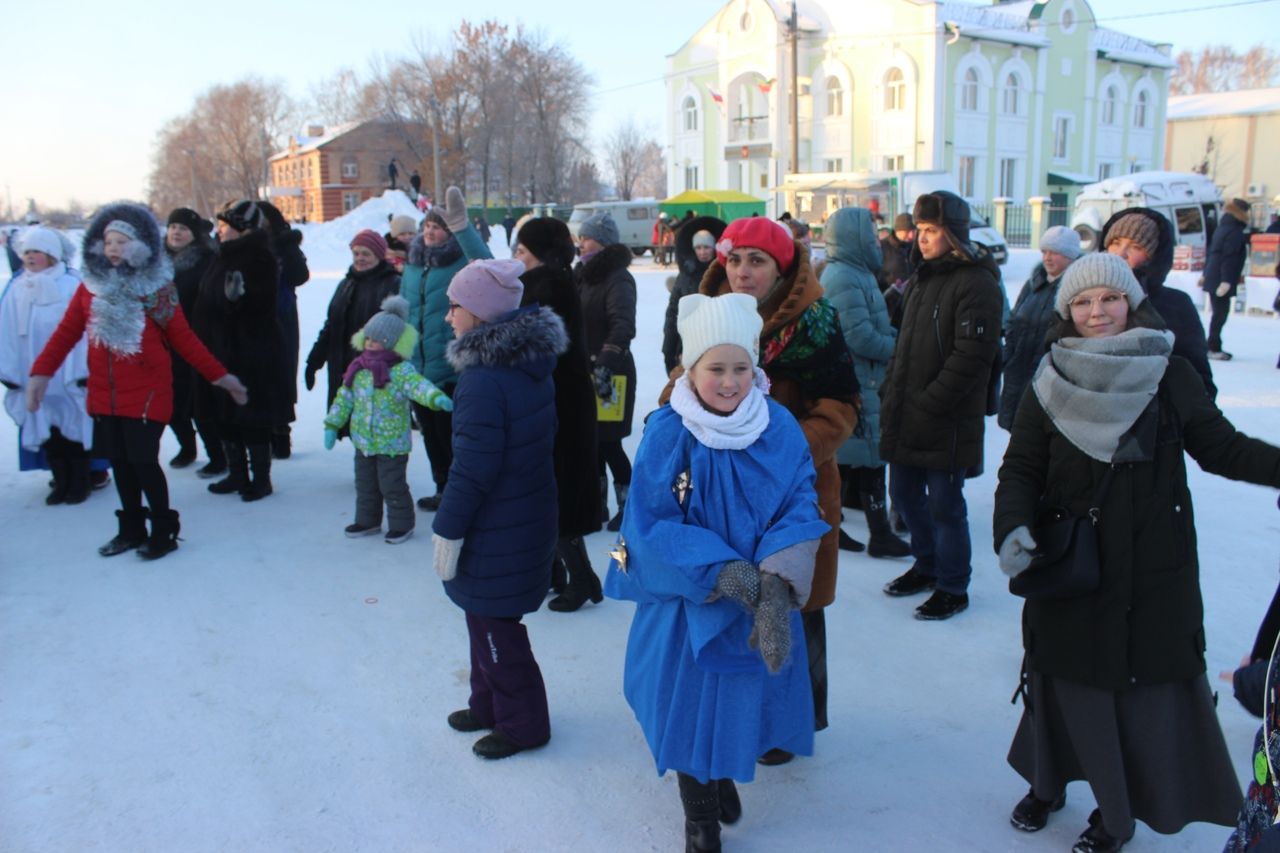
left=1009, top=466, right=1116, bottom=601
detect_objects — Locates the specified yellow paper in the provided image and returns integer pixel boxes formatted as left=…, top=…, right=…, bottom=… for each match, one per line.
left=596, top=375, right=627, bottom=422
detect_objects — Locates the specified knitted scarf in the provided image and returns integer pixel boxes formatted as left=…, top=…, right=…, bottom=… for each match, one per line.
left=761, top=298, right=857, bottom=404
left=669, top=368, right=771, bottom=450
left=343, top=349, right=402, bottom=389
left=1031, top=328, right=1172, bottom=462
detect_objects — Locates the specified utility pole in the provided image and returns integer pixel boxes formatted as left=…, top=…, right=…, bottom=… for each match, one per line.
left=430, top=96, right=444, bottom=206
left=789, top=1, right=799, bottom=175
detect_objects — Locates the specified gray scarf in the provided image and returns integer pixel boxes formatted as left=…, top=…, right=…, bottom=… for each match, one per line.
left=1031, top=328, right=1173, bottom=463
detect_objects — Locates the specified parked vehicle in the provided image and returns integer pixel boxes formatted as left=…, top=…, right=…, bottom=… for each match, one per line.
left=567, top=200, right=662, bottom=256
left=1071, top=171, right=1224, bottom=252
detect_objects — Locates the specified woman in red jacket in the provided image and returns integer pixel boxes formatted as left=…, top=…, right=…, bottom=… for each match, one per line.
left=27, top=202, right=247, bottom=560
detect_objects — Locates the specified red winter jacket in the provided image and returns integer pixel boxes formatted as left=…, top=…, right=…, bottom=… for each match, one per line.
left=32, top=283, right=227, bottom=424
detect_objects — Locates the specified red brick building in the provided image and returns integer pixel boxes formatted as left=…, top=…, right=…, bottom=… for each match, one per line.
left=268, top=121, right=428, bottom=222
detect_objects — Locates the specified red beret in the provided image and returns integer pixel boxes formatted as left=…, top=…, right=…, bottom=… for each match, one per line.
left=716, top=217, right=796, bottom=272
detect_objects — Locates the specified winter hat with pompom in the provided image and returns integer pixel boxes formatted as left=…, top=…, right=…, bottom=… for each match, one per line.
left=361, top=295, right=411, bottom=349
left=677, top=292, right=763, bottom=370
left=1054, top=253, right=1147, bottom=319
left=448, top=259, right=526, bottom=323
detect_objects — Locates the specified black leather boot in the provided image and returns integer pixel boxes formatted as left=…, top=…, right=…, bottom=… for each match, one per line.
left=241, top=443, right=273, bottom=501
left=63, top=457, right=92, bottom=505
left=99, top=508, right=149, bottom=556
left=138, top=509, right=181, bottom=560
left=208, top=441, right=248, bottom=494
left=606, top=482, right=629, bottom=533
left=548, top=536, right=603, bottom=612
left=677, top=773, right=722, bottom=853
left=862, top=467, right=911, bottom=558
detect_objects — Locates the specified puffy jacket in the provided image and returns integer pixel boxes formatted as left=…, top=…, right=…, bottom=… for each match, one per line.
left=576, top=243, right=637, bottom=442
left=306, top=261, right=401, bottom=411
left=401, top=224, right=491, bottom=386
left=998, top=262, right=1060, bottom=431
left=1202, top=212, right=1248, bottom=297
left=324, top=360, right=446, bottom=456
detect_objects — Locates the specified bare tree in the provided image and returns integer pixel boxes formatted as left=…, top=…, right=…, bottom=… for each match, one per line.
left=1170, top=43, right=1280, bottom=94
left=634, top=141, right=667, bottom=200
left=565, top=157, right=602, bottom=205
left=510, top=28, right=593, bottom=205
left=605, top=120, right=664, bottom=201
left=305, top=68, right=378, bottom=126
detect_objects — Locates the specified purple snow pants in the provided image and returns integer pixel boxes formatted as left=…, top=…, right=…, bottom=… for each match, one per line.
left=465, top=612, right=551, bottom=747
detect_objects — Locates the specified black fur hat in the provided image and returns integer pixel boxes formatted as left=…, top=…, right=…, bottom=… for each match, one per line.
left=912, top=190, right=973, bottom=258
left=217, top=199, right=264, bottom=233
left=515, top=217, right=576, bottom=270
left=167, top=207, right=213, bottom=236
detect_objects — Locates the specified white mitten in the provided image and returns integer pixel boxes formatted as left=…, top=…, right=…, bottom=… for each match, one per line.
left=432, top=534, right=462, bottom=580
left=998, top=526, right=1037, bottom=578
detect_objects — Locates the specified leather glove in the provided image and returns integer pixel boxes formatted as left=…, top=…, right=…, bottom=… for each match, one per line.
left=442, top=186, right=469, bottom=234
left=432, top=533, right=462, bottom=581
left=711, top=560, right=760, bottom=610
left=224, top=270, right=246, bottom=301
left=1215, top=281, right=1231, bottom=298
left=998, top=526, right=1037, bottom=578
left=592, top=364, right=615, bottom=403
left=750, top=573, right=793, bottom=674
left=425, top=387, right=453, bottom=412
left=304, top=365, right=317, bottom=392
left=323, top=428, right=337, bottom=450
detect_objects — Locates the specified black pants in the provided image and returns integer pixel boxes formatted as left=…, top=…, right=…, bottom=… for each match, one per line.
left=44, top=427, right=88, bottom=462
left=1207, top=290, right=1231, bottom=352
left=415, top=382, right=456, bottom=491
left=597, top=440, right=631, bottom=487
left=94, top=417, right=169, bottom=515
left=218, top=423, right=271, bottom=445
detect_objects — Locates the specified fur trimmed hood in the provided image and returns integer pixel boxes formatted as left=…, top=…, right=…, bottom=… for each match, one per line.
left=82, top=201, right=172, bottom=298
left=446, top=305, right=568, bottom=374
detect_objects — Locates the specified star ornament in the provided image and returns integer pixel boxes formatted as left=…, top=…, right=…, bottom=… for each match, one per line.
left=608, top=537, right=628, bottom=574
left=673, top=469, right=693, bottom=506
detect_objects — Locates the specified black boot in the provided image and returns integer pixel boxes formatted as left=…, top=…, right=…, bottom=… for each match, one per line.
left=208, top=441, right=248, bottom=494
left=838, top=528, right=865, bottom=552
left=45, top=456, right=70, bottom=505
left=549, top=541, right=569, bottom=596
left=862, top=467, right=911, bottom=558
left=99, top=508, right=149, bottom=556
left=62, top=457, right=92, bottom=505
left=839, top=464, right=862, bottom=510
left=138, top=509, right=181, bottom=560
left=677, top=773, right=722, bottom=853
left=548, top=536, right=603, bottom=612
left=606, top=482, right=629, bottom=533
left=195, top=422, right=226, bottom=478
left=241, top=443, right=273, bottom=501
left=270, top=426, right=291, bottom=460
left=716, top=779, right=741, bottom=825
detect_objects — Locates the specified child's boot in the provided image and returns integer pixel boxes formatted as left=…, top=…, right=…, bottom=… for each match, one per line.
left=241, top=442, right=273, bottom=501
left=138, top=509, right=181, bottom=560
left=677, top=773, right=722, bottom=853
left=99, top=508, right=149, bottom=556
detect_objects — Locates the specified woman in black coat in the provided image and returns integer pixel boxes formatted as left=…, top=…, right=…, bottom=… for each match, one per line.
left=573, top=211, right=637, bottom=534
left=514, top=217, right=602, bottom=612
left=304, top=230, right=401, bottom=427
left=192, top=201, right=289, bottom=501
left=994, top=253, right=1280, bottom=851
left=258, top=201, right=310, bottom=459
left=661, top=215, right=725, bottom=374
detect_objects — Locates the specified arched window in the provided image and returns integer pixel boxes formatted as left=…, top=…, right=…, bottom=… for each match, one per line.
left=825, top=76, right=844, bottom=117
left=884, top=68, right=905, bottom=112
left=682, top=96, right=698, bottom=132
left=1101, top=85, right=1119, bottom=125
left=960, top=68, right=979, bottom=111
left=1133, top=90, right=1150, bottom=129
left=1001, top=72, right=1022, bottom=116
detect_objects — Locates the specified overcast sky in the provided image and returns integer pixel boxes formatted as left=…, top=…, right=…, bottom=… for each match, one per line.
left=2, top=0, right=1274, bottom=213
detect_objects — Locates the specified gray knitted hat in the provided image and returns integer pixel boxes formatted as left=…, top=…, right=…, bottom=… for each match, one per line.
left=1103, top=213, right=1159, bottom=258
left=362, top=295, right=411, bottom=349
left=578, top=211, right=620, bottom=247
left=1055, top=253, right=1147, bottom=318
left=1040, top=225, right=1082, bottom=260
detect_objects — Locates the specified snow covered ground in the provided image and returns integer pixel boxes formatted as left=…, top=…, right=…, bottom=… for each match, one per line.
left=3, top=202, right=1279, bottom=852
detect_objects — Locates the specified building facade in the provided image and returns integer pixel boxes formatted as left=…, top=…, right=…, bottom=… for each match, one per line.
left=1165, top=87, right=1280, bottom=217
left=666, top=0, right=1172, bottom=218
left=268, top=121, right=427, bottom=223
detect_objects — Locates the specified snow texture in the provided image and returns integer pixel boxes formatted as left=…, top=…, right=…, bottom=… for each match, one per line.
left=2, top=199, right=1279, bottom=852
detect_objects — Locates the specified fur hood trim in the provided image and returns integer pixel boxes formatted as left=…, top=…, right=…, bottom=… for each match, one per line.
left=576, top=242, right=632, bottom=285
left=168, top=239, right=215, bottom=274
left=80, top=202, right=176, bottom=356
left=446, top=305, right=569, bottom=373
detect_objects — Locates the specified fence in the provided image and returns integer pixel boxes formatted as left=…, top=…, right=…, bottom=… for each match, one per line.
left=974, top=201, right=1075, bottom=250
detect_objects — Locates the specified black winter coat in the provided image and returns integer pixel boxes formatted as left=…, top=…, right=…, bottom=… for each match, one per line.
left=306, top=261, right=401, bottom=413
left=998, top=262, right=1060, bottom=431
left=1202, top=213, right=1248, bottom=297
left=575, top=243, right=637, bottom=442
left=879, top=249, right=1003, bottom=471
left=1099, top=208, right=1216, bottom=399
left=662, top=216, right=725, bottom=374
left=994, top=357, right=1280, bottom=691
left=877, top=232, right=914, bottom=291
left=520, top=263, right=601, bottom=537
left=269, top=227, right=309, bottom=417
left=191, top=229, right=288, bottom=428
left=166, top=239, right=216, bottom=423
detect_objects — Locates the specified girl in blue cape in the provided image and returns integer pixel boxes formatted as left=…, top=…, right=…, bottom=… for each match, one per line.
left=605, top=292, right=828, bottom=853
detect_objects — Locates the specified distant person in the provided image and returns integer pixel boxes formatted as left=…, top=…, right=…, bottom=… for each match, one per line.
left=384, top=214, right=417, bottom=273
left=409, top=170, right=422, bottom=198
left=501, top=212, right=517, bottom=244
left=1265, top=212, right=1280, bottom=235
left=1201, top=197, right=1250, bottom=361
left=473, top=216, right=492, bottom=245
left=257, top=201, right=310, bottom=461
left=388, top=159, right=399, bottom=190
left=661, top=216, right=726, bottom=374
left=879, top=213, right=916, bottom=330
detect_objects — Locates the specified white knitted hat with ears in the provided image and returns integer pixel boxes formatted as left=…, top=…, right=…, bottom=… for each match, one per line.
left=18, top=226, right=64, bottom=261
left=1054, top=252, right=1147, bottom=319
left=677, top=293, right=762, bottom=370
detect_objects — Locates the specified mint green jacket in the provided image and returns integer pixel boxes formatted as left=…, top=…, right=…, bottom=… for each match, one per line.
left=324, top=361, right=449, bottom=456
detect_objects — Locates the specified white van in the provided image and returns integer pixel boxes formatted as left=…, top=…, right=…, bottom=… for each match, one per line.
left=1071, top=171, right=1224, bottom=252
left=567, top=200, right=662, bottom=256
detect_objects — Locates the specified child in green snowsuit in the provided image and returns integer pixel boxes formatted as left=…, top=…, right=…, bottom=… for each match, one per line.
left=325, top=295, right=452, bottom=544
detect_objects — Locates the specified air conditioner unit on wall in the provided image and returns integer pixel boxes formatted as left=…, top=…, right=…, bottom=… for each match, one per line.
left=1247, top=182, right=1266, bottom=198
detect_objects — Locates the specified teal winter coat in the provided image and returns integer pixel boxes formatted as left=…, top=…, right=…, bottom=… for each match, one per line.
left=400, top=223, right=491, bottom=386
left=820, top=207, right=895, bottom=468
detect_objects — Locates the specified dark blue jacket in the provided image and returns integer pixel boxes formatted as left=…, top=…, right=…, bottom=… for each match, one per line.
left=433, top=305, right=569, bottom=618
left=998, top=262, right=1059, bottom=431
left=1202, top=212, right=1248, bottom=297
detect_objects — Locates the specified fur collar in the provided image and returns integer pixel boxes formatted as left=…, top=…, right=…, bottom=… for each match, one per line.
left=80, top=202, right=176, bottom=355
left=407, top=234, right=462, bottom=269
left=217, top=227, right=272, bottom=261
left=575, top=243, right=632, bottom=285
left=168, top=241, right=214, bottom=274
left=446, top=305, right=568, bottom=373
left=699, top=241, right=821, bottom=338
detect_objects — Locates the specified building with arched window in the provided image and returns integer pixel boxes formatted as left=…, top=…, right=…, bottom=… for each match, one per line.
left=665, top=0, right=1171, bottom=218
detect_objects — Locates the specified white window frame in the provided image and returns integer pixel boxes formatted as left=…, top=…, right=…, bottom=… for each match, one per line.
left=958, top=156, right=977, bottom=197
left=682, top=97, right=698, bottom=132
left=998, top=158, right=1017, bottom=198
left=1101, top=86, right=1118, bottom=126
left=961, top=68, right=979, bottom=112
left=1001, top=73, right=1022, bottom=116
left=1133, top=90, right=1150, bottom=130
left=341, top=158, right=358, bottom=179
left=884, top=68, right=905, bottom=112
left=342, top=191, right=360, bottom=212
left=825, top=76, right=843, bottom=118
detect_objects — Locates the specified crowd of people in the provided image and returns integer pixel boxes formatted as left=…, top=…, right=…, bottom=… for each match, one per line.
left=3, top=187, right=1280, bottom=853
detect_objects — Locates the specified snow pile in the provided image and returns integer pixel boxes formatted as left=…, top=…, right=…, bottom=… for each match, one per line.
left=295, top=190, right=423, bottom=275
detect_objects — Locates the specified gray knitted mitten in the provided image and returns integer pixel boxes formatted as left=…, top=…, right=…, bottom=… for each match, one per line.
left=712, top=560, right=760, bottom=610
left=750, top=573, right=793, bottom=674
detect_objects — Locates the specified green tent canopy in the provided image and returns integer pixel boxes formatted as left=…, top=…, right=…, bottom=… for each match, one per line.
left=660, top=190, right=766, bottom=222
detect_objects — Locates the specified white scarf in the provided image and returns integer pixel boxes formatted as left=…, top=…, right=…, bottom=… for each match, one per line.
left=11, top=263, right=68, bottom=337
left=669, top=368, right=771, bottom=450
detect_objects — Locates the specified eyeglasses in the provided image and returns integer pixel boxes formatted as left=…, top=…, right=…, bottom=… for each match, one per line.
left=1068, top=292, right=1126, bottom=312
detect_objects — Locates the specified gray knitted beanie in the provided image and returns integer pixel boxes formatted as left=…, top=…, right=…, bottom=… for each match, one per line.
left=362, top=295, right=411, bottom=348
left=1054, top=253, right=1147, bottom=318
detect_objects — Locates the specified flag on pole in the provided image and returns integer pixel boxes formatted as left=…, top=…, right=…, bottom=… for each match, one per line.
left=707, top=85, right=724, bottom=107
left=757, top=77, right=777, bottom=94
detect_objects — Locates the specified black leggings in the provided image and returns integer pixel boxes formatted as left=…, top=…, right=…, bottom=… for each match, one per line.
left=597, top=440, right=631, bottom=486
left=114, top=458, right=170, bottom=516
